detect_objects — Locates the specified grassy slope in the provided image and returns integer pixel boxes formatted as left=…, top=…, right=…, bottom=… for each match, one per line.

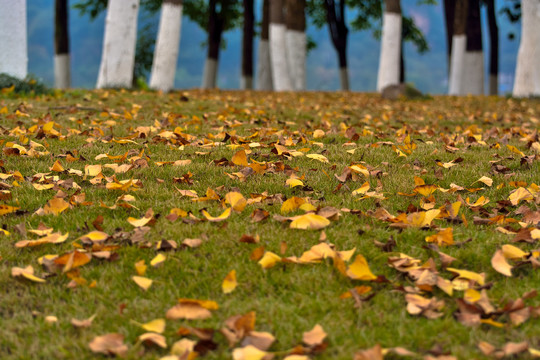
left=0, top=90, right=539, bottom=359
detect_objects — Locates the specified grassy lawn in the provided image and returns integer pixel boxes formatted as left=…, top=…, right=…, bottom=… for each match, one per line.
left=0, top=89, right=539, bottom=359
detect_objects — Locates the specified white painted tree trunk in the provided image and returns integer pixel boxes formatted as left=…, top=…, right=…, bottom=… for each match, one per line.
left=448, top=35, right=466, bottom=95
left=285, top=29, right=306, bottom=90
left=96, top=0, right=139, bottom=88
left=513, top=0, right=540, bottom=97
left=201, top=58, right=218, bottom=89
left=256, top=40, right=273, bottom=90
left=377, top=12, right=402, bottom=92
left=0, top=0, right=27, bottom=79
left=269, top=23, right=292, bottom=91
left=149, top=2, right=183, bottom=92
left=462, top=51, right=484, bottom=94
left=54, top=54, right=70, bottom=88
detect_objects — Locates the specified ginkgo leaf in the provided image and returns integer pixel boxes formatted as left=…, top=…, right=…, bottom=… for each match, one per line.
left=447, top=268, right=485, bottom=286
left=15, top=232, right=69, bottom=248
left=79, top=231, right=109, bottom=243
left=232, top=149, right=249, bottom=166
left=290, top=213, right=330, bottom=230
left=303, top=324, right=327, bottom=346
left=71, top=314, right=96, bottom=328
left=166, top=299, right=218, bottom=320
left=50, top=160, right=64, bottom=172
left=201, top=207, right=232, bottom=222
left=43, top=197, right=70, bottom=215
left=258, top=251, right=281, bottom=269
left=306, top=154, right=329, bottom=163
left=141, top=318, right=166, bottom=334
left=84, top=164, right=102, bottom=177
left=127, top=214, right=153, bottom=227
left=0, top=205, right=20, bottom=216
left=11, top=266, right=46, bottom=283
left=352, top=182, right=370, bottom=196
left=138, top=332, right=167, bottom=348
left=132, top=276, right=153, bottom=291
left=346, top=254, right=377, bottom=280
left=286, top=178, right=304, bottom=188
left=475, top=176, right=493, bottom=187
left=232, top=345, right=268, bottom=360
left=225, top=192, right=247, bottom=212
left=150, top=253, right=166, bottom=267
left=89, top=333, right=128, bottom=357
left=135, top=260, right=147, bottom=276
left=502, top=244, right=528, bottom=259
left=222, top=269, right=237, bottom=294
left=425, top=228, right=453, bottom=246
left=281, top=196, right=306, bottom=213
left=491, top=250, right=512, bottom=277
left=508, top=187, right=533, bottom=206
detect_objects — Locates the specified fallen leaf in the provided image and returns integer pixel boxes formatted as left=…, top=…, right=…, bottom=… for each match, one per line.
left=258, top=251, right=281, bottom=269
left=303, top=324, right=327, bottom=346
left=491, top=250, right=513, bottom=277
left=222, top=269, right=238, bottom=294
left=132, top=276, right=153, bottom=291
left=346, top=255, right=377, bottom=281
left=88, top=333, right=128, bottom=357
left=290, top=213, right=330, bottom=230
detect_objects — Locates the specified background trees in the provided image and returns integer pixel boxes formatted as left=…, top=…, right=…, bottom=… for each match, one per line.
left=0, top=0, right=28, bottom=79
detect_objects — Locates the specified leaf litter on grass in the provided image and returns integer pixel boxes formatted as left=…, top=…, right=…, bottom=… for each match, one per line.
left=0, top=90, right=540, bottom=358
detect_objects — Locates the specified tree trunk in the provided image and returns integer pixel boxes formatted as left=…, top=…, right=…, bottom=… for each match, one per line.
left=462, top=0, right=483, bottom=95
left=269, top=0, right=293, bottom=91
left=202, top=0, right=224, bottom=89
left=241, top=0, right=254, bottom=89
left=257, top=0, right=273, bottom=90
left=0, top=0, right=27, bottom=79
left=149, top=0, right=183, bottom=92
left=54, top=0, right=70, bottom=88
left=443, top=0, right=455, bottom=74
left=400, top=39, right=405, bottom=83
left=377, top=0, right=402, bottom=92
left=486, top=0, right=498, bottom=95
left=97, top=0, right=139, bottom=88
left=285, top=0, right=306, bottom=90
left=448, top=0, right=467, bottom=95
left=324, top=0, right=349, bottom=91
left=513, top=0, right=540, bottom=97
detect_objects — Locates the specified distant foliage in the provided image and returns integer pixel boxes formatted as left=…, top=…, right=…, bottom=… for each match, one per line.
left=0, top=73, right=50, bottom=95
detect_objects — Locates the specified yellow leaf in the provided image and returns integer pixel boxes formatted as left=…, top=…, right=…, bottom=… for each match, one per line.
left=169, top=208, right=187, bottom=218
left=302, top=324, right=327, bottom=346
left=425, top=228, right=453, bottom=246
left=166, top=299, right=218, bottom=320
left=346, top=254, right=377, bottom=280
left=50, top=160, right=64, bottom=172
left=281, top=196, right=306, bottom=213
left=0, top=204, right=20, bottom=216
left=491, top=250, right=513, bottom=277
left=447, top=268, right=485, bottom=286
left=414, top=184, right=439, bottom=197
left=508, top=187, right=533, bottom=206
left=132, top=276, right=153, bottom=291
left=286, top=178, right=304, bottom=188
left=475, top=176, right=493, bottom=187
left=465, top=196, right=490, bottom=207
left=232, top=149, right=249, bottom=166
left=135, top=260, right=147, bottom=276
left=141, top=318, right=166, bottom=334
left=222, top=269, right=237, bottom=294
left=201, top=207, right=231, bottom=222
left=232, top=345, right=268, bottom=360
left=150, top=253, right=166, bottom=267
left=306, top=154, right=329, bottom=163
left=258, top=251, right=281, bottom=269
left=15, top=232, right=69, bottom=248
left=32, top=183, right=54, bottom=190
left=225, top=192, right=247, bottom=212
left=502, top=244, right=528, bottom=259
left=313, top=129, right=325, bottom=138
left=507, top=145, right=525, bottom=157
left=43, top=197, right=70, bottom=215
left=290, top=213, right=330, bottom=230
left=127, top=210, right=154, bottom=227
left=138, top=332, right=167, bottom=348
left=11, top=265, right=46, bottom=283
left=84, top=164, right=102, bottom=177
left=352, top=182, right=370, bottom=196
left=79, top=231, right=109, bottom=242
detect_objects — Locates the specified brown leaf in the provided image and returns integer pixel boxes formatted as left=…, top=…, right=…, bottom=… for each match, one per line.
left=88, top=333, right=128, bottom=357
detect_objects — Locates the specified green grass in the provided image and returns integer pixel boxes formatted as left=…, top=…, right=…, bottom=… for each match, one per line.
left=0, top=89, right=539, bottom=359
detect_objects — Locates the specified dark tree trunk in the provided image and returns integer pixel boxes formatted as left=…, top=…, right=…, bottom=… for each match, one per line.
left=454, top=0, right=468, bottom=35
left=465, top=0, right=482, bottom=52
left=55, top=0, right=69, bottom=55
left=385, top=0, right=401, bottom=13
left=270, top=0, right=285, bottom=24
left=242, top=0, right=254, bottom=87
left=286, top=0, right=305, bottom=31
left=486, top=0, right=498, bottom=95
left=324, top=0, right=349, bottom=90
left=400, top=40, right=405, bottom=83
left=443, top=0, right=455, bottom=72
left=261, top=0, right=269, bottom=40
left=208, top=0, right=226, bottom=62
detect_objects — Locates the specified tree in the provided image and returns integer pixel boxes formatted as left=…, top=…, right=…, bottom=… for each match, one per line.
left=96, top=0, right=140, bottom=88
left=55, top=0, right=71, bottom=88
left=256, top=0, right=273, bottom=90
left=443, top=0, right=455, bottom=72
left=513, top=0, right=540, bottom=97
left=485, top=0, right=498, bottom=95
left=377, top=0, right=402, bottom=91
left=448, top=0, right=467, bottom=95
left=323, top=0, right=349, bottom=90
left=149, top=0, right=183, bottom=92
left=462, top=0, right=483, bottom=95
left=0, top=0, right=27, bottom=79
left=286, top=0, right=307, bottom=90
left=241, top=0, right=254, bottom=89
left=270, top=0, right=293, bottom=90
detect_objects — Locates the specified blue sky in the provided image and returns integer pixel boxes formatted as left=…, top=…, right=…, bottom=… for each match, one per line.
left=27, top=0, right=521, bottom=94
